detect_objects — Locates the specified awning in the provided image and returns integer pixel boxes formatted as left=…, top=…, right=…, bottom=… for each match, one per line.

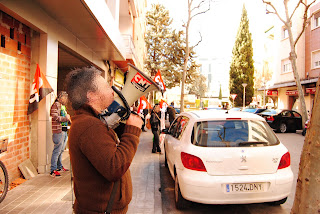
left=258, top=77, right=318, bottom=91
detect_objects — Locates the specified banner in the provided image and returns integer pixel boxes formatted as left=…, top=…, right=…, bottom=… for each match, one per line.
left=27, top=64, right=54, bottom=114
left=137, top=96, right=152, bottom=114
left=160, top=99, right=168, bottom=110
left=153, top=69, right=166, bottom=91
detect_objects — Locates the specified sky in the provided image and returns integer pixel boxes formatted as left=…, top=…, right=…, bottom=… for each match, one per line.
left=147, top=0, right=275, bottom=67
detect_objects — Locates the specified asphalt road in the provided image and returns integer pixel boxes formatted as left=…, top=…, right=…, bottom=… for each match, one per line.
left=159, top=132, right=305, bottom=214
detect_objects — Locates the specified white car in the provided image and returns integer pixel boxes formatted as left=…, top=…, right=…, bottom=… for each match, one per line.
left=162, top=110, right=293, bottom=209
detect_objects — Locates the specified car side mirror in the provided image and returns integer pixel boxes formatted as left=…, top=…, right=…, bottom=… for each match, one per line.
left=161, top=129, right=169, bottom=134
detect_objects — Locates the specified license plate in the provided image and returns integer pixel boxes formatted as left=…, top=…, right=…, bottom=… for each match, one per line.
left=226, top=183, right=264, bottom=193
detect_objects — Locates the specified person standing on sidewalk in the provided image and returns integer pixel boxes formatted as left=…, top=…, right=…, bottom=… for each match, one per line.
left=50, top=91, right=71, bottom=177
left=151, top=104, right=161, bottom=153
left=65, top=67, right=143, bottom=214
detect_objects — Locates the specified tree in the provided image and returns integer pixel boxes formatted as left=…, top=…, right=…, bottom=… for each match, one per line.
left=180, top=0, right=211, bottom=113
left=291, top=79, right=320, bottom=214
left=163, top=30, right=201, bottom=88
left=262, top=0, right=316, bottom=125
left=229, top=5, right=254, bottom=107
left=144, top=4, right=201, bottom=89
left=188, top=74, right=207, bottom=99
left=218, top=84, right=222, bottom=100
left=144, top=4, right=173, bottom=76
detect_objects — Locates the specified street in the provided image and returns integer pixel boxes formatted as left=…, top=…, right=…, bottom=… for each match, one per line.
left=159, top=132, right=305, bottom=214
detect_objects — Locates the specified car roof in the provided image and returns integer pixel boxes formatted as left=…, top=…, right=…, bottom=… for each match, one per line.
left=180, top=110, right=265, bottom=121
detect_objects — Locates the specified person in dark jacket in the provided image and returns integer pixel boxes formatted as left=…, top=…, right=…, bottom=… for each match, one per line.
left=167, top=103, right=176, bottom=125
left=150, top=104, right=161, bottom=153
left=65, top=67, right=143, bottom=214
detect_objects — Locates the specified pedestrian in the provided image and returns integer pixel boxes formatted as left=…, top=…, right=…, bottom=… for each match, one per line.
left=167, top=102, right=176, bottom=125
left=140, top=108, right=148, bottom=132
left=50, top=91, right=71, bottom=177
left=150, top=104, right=161, bottom=153
left=65, top=67, right=143, bottom=214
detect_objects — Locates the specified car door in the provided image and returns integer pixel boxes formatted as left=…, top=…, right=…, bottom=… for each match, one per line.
left=165, top=116, right=189, bottom=177
left=279, top=110, right=293, bottom=129
left=292, top=111, right=302, bottom=130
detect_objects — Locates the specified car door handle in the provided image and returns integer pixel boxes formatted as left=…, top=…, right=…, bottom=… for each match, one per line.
left=239, top=166, right=248, bottom=170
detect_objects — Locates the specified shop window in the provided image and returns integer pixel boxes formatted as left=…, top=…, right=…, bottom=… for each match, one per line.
left=17, top=41, right=21, bottom=51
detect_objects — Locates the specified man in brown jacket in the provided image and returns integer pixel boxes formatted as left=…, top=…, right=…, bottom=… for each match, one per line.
left=65, top=67, right=142, bottom=214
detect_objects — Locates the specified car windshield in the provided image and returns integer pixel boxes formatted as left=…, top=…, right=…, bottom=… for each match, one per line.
left=191, top=120, right=279, bottom=147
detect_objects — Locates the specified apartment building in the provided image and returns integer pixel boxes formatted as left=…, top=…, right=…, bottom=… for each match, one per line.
left=265, top=1, right=319, bottom=114
left=0, top=0, right=146, bottom=182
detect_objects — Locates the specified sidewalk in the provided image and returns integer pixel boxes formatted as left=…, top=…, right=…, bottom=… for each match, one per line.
left=0, top=130, right=162, bottom=214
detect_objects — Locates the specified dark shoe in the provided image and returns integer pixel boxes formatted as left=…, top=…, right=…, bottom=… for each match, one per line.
left=50, top=170, right=61, bottom=177
left=57, top=167, right=69, bottom=172
left=142, top=129, right=147, bottom=132
left=152, top=150, right=156, bottom=153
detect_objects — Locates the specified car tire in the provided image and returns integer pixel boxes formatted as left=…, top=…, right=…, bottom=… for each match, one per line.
left=279, top=123, right=287, bottom=133
left=174, top=175, right=189, bottom=210
left=302, top=128, right=306, bottom=136
left=268, top=197, right=287, bottom=206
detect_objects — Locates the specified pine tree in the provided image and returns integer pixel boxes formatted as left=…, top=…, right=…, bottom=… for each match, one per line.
left=144, top=4, right=172, bottom=76
left=229, top=5, right=254, bottom=107
left=145, top=4, right=200, bottom=89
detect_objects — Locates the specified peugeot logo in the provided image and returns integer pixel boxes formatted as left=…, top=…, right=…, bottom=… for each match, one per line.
left=241, top=155, right=247, bottom=163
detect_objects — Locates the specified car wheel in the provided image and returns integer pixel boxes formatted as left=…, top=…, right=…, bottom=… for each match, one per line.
left=174, top=175, right=189, bottom=210
left=279, top=123, right=287, bottom=133
left=302, top=128, right=306, bottom=136
left=268, top=197, right=287, bottom=206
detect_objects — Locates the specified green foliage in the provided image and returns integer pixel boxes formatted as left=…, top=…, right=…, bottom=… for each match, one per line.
left=144, top=4, right=201, bottom=89
left=229, top=5, right=254, bottom=107
left=219, top=84, right=222, bottom=100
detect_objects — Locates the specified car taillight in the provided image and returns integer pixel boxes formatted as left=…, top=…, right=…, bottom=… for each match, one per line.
left=278, top=152, right=290, bottom=169
left=181, top=152, right=206, bottom=172
left=267, top=116, right=274, bottom=121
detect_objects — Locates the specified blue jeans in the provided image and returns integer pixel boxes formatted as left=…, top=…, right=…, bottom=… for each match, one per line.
left=50, top=132, right=68, bottom=172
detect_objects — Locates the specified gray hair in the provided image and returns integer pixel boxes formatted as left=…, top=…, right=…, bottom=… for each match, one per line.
left=64, top=67, right=102, bottom=110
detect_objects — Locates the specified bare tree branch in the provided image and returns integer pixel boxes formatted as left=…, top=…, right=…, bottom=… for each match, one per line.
left=262, top=0, right=286, bottom=24
left=289, top=0, right=303, bottom=21
left=192, top=32, right=203, bottom=48
left=190, top=1, right=211, bottom=20
left=294, top=0, right=316, bottom=47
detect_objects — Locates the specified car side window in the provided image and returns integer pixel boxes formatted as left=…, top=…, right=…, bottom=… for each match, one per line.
left=281, top=111, right=291, bottom=117
left=169, top=116, right=181, bottom=136
left=292, top=112, right=301, bottom=118
left=174, top=116, right=189, bottom=139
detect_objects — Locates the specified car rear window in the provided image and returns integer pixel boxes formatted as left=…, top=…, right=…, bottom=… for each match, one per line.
left=191, top=120, right=279, bottom=147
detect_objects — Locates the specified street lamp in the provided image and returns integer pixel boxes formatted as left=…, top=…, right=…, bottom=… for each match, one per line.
left=242, top=83, right=247, bottom=108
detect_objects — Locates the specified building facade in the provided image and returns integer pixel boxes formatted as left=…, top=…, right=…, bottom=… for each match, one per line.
left=0, top=0, right=146, bottom=182
left=264, top=1, right=319, bottom=114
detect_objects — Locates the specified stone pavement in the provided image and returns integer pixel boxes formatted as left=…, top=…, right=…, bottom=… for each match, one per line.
left=0, top=130, right=162, bottom=214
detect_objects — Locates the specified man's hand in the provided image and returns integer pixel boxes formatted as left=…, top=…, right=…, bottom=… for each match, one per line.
left=126, top=113, right=143, bottom=128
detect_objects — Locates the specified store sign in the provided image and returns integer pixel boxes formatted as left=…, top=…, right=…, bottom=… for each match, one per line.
left=266, top=90, right=278, bottom=96
left=286, top=90, right=298, bottom=95
left=306, top=87, right=316, bottom=94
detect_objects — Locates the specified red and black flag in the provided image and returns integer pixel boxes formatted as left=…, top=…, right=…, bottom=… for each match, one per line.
left=27, top=64, right=54, bottom=115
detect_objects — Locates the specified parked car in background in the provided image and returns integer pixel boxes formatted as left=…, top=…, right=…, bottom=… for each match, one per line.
left=259, top=109, right=303, bottom=133
left=242, top=108, right=267, bottom=114
left=229, top=107, right=242, bottom=111
left=162, top=110, right=293, bottom=209
left=203, top=106, right=222, bottom=110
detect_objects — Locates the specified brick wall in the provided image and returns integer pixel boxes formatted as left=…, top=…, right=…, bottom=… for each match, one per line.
left=0, top=11, right=31, bottom=182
